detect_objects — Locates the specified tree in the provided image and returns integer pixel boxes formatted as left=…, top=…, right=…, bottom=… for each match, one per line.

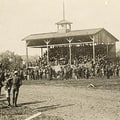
left=0, top=50, right=23, bottom=70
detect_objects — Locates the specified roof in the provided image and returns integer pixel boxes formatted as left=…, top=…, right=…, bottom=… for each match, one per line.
left=56, top=19, right=72, bottom=25
left=23, top=28, right=103, bottom=41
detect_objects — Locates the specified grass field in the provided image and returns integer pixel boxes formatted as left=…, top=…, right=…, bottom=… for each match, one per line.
left=0, top=78, right=120, bottom=120
left=23, top=78, right=120, bottom=91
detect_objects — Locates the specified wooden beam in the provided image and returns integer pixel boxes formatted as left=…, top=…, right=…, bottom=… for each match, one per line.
left=29, top=42, right=93, bottom=48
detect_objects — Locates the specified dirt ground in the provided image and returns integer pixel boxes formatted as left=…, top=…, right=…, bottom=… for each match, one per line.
left=19, top=84, right=120, bottom=120
left=1, top=79, right=120, bottom=120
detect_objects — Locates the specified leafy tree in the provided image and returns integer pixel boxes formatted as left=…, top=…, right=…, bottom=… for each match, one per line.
left=0, top=50, right=23, bottom=70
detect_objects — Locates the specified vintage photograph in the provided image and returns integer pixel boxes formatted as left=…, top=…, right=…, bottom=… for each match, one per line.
left=0, top=0, right=120, bottom=120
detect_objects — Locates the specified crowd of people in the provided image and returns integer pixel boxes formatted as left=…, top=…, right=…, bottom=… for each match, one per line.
left=23, top=53, right=120, bottom=81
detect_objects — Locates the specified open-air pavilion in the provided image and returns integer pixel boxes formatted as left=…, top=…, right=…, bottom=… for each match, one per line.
left=23, top=18, right=119, bottom=66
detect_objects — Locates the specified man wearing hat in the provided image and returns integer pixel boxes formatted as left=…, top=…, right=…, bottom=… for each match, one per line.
left=4, top=73, right=13, bottom=107
left=12, top=71, right=22, bottom=107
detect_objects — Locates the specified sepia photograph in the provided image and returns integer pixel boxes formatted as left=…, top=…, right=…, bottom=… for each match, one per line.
left=0, top=0, right=120, bottom=120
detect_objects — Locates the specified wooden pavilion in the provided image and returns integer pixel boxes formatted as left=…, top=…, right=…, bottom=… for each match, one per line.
left=23, top=17, right=118, bottom=66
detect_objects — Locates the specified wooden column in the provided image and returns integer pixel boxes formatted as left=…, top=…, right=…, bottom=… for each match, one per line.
left=44, top=40, right=50, bottom=65
left=106, top=39, right=109, bottom=57
left=90, top=36, right=95, bottom=63
left=66, top=37, right=73, bottom=66
left=107, top=44, right=109, bottom=56
left=41, top=48, right=43, bottom=57
left=26, top=42, right=29, bottom=68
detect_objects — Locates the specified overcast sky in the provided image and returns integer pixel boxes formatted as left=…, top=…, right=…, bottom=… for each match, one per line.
left=0, top=0, right=120, bottom=55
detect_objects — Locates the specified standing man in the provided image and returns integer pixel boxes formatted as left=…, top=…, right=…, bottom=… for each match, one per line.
left=12, top=71, right=22, bottom=107
left=4, top=73, right=13, bottom=107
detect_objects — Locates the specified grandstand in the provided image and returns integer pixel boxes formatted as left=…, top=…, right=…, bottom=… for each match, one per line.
left=23, top=3, right=119, bottom=66
left=23, top=25, right=118, bottom=66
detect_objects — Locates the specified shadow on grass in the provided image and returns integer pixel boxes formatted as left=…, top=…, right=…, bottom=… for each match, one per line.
left=0, top=100, right=46, bottom=109
left=19, top=100, right=46, bottom=106
left=35, top=104, right=74, bottom=112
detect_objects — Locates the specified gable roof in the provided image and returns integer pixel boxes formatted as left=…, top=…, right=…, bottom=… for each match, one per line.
left=23, top=28, right=103, bottom=41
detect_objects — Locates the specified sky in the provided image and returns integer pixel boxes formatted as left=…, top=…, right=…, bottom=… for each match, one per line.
left=0, top=0, right=120, bottom=55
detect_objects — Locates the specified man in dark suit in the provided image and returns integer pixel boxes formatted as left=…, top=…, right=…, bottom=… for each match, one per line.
left=12, top=71, right=22, bottom=107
